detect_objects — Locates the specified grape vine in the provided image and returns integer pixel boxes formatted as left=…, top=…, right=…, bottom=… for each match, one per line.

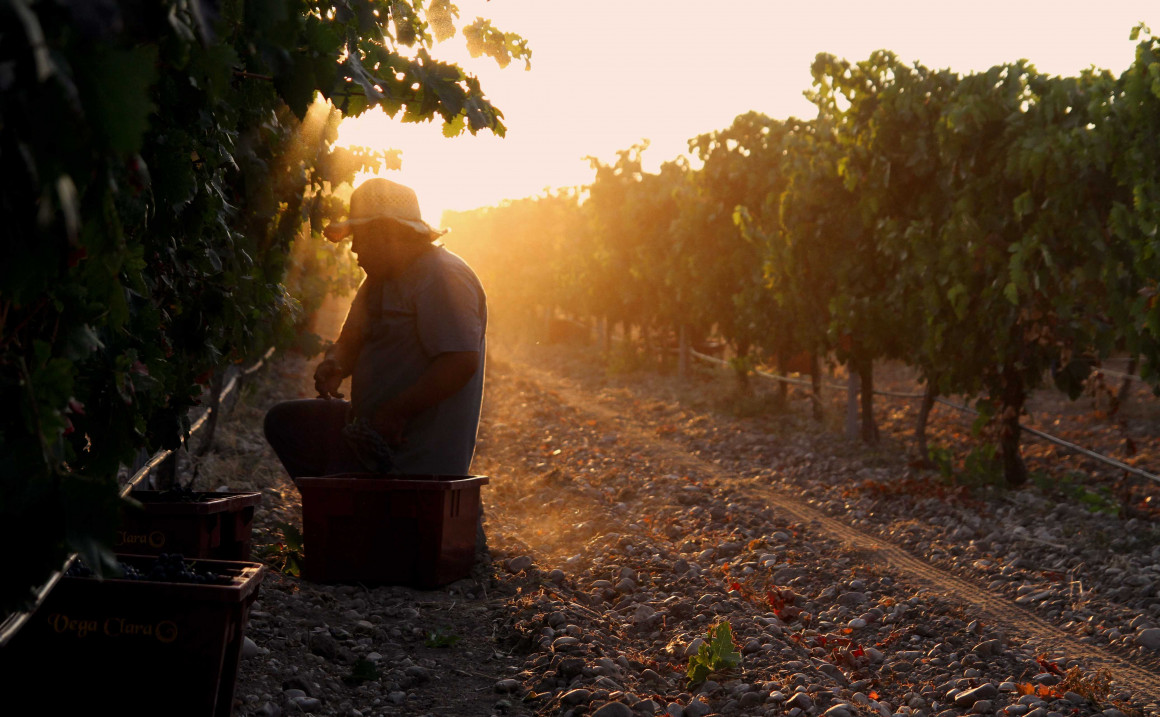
left=444, top=25, right=1160, bottom=488
left=0, top=0, right=528, bottom=614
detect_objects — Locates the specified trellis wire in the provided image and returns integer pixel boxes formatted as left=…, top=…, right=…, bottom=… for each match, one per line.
left=933, top=398, right=1160, bottom=483
left=689, top=348, right=1160, bottom=484
left=1093, top=367, right=1147, bottom=383
left=121, top=346, right=276, bottom=497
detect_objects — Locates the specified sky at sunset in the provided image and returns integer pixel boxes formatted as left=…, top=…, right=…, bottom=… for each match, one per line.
left=337, top=0, right=1160, bottom=226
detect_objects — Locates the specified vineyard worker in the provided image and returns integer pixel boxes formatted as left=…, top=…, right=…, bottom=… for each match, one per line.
left=263, top=178, right=487, bottom=479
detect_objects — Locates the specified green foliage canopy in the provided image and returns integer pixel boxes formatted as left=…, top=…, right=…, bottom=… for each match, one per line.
left=0, top=0, right=527, bottom=614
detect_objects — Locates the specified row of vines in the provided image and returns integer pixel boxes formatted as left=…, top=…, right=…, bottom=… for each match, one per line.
left=444, top=26, right=1160, bottom=489
left=0, top=0, right=529, bottom=614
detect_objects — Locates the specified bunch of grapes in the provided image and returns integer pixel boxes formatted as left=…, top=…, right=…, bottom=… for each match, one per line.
left=136, top=553, right=230, bottom=585
left=118, top=562, right=145, bottom=580
left=64, top=561, right=93, bottom=578
left=65, top=554, right=231, bottom=585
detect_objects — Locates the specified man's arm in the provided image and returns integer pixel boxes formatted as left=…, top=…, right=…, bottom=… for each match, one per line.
left=315, top=283, right=371, bottom=398
left=370, top=351, right=479, bottom=443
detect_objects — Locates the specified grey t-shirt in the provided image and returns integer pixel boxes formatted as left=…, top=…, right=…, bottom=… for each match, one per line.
left=344, top=247, right=487, bottom=475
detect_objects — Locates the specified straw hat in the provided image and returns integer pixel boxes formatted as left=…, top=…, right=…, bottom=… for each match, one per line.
left=323, top=178, right=446, bottom=242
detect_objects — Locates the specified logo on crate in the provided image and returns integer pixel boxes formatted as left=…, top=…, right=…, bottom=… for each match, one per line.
left=48, top=614, right=179, bottom=643
left=115, top=530, right=167, bottom=549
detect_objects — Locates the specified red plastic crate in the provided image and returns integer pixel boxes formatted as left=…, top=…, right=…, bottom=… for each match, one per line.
left=296, top=474, right=489, bottom=588
left=119, top=490, right=262, bottom=560
left=1, top=555, right=265, bottom=717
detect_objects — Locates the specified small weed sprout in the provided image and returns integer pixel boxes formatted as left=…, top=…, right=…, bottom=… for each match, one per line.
left=425, top=626, right=462, bottom=648
left=343, top=658, right=380, bottom=686
left=686, top=621, right=742, bottom=686
left=257, top=521, right=304, bottom=577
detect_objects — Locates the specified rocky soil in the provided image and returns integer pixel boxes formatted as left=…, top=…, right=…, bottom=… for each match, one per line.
left=189, top=342, right=1160, bottom=717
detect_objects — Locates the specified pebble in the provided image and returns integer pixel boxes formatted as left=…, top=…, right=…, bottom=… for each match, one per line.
left=1135, top=627, right=1160, bottom=650
left=591, top=702, right=635, bottom=717
left=641, top=668, right=667, bottom=685
left=552, top=636, right=581, bottom=650
left=241, top=636, right=260, bottom=659
left=507, top=555, right=533, bottom=572
left=562, top=688, right=594, bottom=705
left=973, top=639, right=1003, bottom=656
left=684, top=698, right=712, bottom=717
left=788, top=692, right=815, bottom=711
left=292, top=696, right=322, bottom=712
left=683, top=638, right=705, bottom=658
left=559, top=657, right=586, bottom=677
left=955, top=683, right=998, bottom=707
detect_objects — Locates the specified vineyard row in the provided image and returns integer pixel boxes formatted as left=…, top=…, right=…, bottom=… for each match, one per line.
left=443, top=29, right=1160, bottom=489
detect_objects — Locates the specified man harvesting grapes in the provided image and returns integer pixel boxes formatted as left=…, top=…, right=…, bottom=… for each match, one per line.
left=263, top=178, right=487, bottom=479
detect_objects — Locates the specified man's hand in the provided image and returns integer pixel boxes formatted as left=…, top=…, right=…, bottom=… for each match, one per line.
left=313, top=358, right=345, bottom=399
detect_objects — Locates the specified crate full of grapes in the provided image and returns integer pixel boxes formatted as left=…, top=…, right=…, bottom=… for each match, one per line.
left=0, top=554, right=265, bottom=717
left=119, top=490, right=262, bottom=560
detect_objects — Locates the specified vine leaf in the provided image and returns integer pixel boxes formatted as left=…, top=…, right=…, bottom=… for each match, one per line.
left=77, top=46, right=159, bottom=154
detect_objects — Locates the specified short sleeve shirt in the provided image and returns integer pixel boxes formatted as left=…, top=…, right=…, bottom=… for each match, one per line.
left=347, top=247, right=487, bottom=475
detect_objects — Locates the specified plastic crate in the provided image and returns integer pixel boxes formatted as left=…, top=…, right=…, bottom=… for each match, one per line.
left=296, top=474, right=489, bottom=588
left=119, top=491, right=262, bottom=560
left=0, top=555, right=265, bottom=717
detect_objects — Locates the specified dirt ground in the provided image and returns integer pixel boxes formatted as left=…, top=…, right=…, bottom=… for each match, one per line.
left=189, top=337, right=1160, bottom=717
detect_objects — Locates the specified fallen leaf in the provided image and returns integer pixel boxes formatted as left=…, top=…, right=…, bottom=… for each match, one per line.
left=1036, top=654, right=1064, bottom=676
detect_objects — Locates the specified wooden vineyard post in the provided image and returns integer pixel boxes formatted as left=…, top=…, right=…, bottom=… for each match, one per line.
left=846, top=368, right=860, bottom=440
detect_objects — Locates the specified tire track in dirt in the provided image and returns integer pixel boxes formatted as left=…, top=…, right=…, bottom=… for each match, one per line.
left=508, top=357, right=1160, bottom=699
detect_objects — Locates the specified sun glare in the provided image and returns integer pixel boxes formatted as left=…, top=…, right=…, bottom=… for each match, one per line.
left=332, top=1, right=1159, bottom=226
left=335, top=110, right=464, bottom=230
